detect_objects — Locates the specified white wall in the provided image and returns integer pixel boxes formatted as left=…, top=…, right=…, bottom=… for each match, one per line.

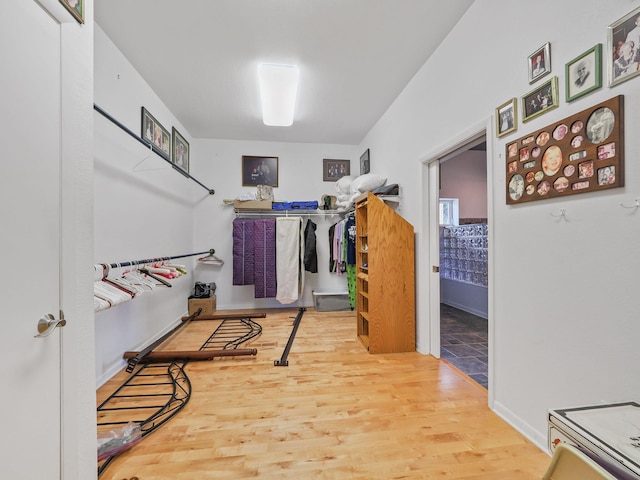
left=94, top=25, right=203, bottom=384
left=361, top=0, right=640, bottom=450
left=93, top=25, right=361, bottom=382
left=191, top=138, right=360, bottom=309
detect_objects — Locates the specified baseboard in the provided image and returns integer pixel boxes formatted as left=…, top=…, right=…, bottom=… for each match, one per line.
left=442, top=299, right=488, bottom=319
left=492, top=400, right=549, bottom=453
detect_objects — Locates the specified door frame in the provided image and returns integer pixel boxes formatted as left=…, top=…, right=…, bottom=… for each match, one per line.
left=418, top=119, right=495, bottom=404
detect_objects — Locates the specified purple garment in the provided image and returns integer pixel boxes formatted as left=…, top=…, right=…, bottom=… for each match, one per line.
left=254, top=218, right=277, bottom=298
left=232, top=219, right=255, bottom=285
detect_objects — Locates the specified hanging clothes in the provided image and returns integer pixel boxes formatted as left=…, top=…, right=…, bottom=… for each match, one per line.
left=304, top=219, right=318, bottom=273
left=345, top=214, right=357, bottom=308
left=254, top=218, right=277, bottom=298
left=328, top=223, right=337, bottom=272
left=276, top=216, right=305, bottom=304
left=232, top=218, right=255, bottom=286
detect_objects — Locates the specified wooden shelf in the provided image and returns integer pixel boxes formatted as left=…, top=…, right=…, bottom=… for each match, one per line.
left=355, top=192, right=415, bottom=354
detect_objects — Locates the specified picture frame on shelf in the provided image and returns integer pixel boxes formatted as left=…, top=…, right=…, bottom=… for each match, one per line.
left=323, top=159, right=350, bottom=182
left=242, top=155, right=278, bottom=187
left=528, top=42, right=551, bottom=84
left=360, top=149, right=370, bottom=175
left=566, top=44, right=602, bottom=102
left=59, top=0, right=84, bottom=24
left=171, top=127, right=190, bottom=175
left=496, top=98, right=517, bottom=137
left=608, top=6, right=640, bottom=87
left=141, top=107, right=170, bottom=159
left=521, top=76, right=559, bottom=123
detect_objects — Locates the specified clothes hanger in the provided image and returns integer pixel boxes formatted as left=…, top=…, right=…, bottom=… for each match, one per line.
left=133, top=141, right=169, bottom=172
left=198, top=249, right=224, bottom=266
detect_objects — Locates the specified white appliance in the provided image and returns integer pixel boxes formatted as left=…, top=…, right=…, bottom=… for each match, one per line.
left=548, top=402, right=640, bottom=479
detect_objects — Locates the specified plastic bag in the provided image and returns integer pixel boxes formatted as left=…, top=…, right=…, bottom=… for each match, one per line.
left=97, top=422, right=142, bottom=461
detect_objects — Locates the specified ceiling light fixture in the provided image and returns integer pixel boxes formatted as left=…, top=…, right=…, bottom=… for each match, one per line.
left=258, top=64, right=299, bottom=127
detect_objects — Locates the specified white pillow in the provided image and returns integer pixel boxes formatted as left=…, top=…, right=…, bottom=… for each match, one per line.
left=350, top=174, right=387, bottom=194
left=335, top=176, right=353, bottom=194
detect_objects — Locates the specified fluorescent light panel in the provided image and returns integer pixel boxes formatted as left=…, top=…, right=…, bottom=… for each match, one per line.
left=258, top=64, right=299, bottom=126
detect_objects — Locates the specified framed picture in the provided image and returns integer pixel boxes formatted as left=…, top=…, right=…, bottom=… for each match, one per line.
left=141, top=107, right=170, bottom=159
left=506, top=95, right=623, bottom=205
left=323, top=159, right=350, bottom=182
left=360, top=149, right=370, bottom=175
left=528, top=42, right=551, bottom=84
left=496, top=98, right=517, bottom=137
left=242, top=155, right=278, bottom=187
left=566, top=44, right=602, bottom=102
left=171, top=128, right=189, bottom=175
left=608, top=6, right=640, bottom=87
left=59, top=0, right=84, bottom=24
left=521, top=76, right=559, bottom=123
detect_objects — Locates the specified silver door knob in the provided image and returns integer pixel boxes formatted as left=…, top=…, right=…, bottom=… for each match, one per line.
left=35, top=313, right=66, bottom=338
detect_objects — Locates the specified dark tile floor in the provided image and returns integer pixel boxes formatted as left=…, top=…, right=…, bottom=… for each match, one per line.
left=440, top=303, right=488, bottom=389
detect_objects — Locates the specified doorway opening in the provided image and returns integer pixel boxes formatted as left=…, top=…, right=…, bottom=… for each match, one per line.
left=437, top=140, right=489, bottom=388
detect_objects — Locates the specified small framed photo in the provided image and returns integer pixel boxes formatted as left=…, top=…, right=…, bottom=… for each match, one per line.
left=171, top=128, right=189, bottom=175
left=566, top=44, right=602, bottom=102
left=141, top=107, right=170, bottom=159
left=528, top=43, right=551, bottom=84
left=59, top=0, right=84, bottom=24
left=323, top=159, right=350, bottom=182
left=496, top=98, right=517, bottom=137
left=242, top=155, right=278, bottom=187
left=521, top=76, right=559, bottom=123
left=360, top=149, right=370, bottom=175
left=608, top=6, right=640, bottom=87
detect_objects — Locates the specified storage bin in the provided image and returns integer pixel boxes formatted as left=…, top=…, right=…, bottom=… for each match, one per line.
left=312, top=291, right=351, bottom=311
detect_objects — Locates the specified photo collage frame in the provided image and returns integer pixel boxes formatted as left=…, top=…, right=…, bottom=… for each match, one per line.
left=505, top=95, right=624, bottom=205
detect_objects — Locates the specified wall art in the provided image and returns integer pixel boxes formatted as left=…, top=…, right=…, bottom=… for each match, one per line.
left=528, top=42, right=551, bottom=84
left=172, top=127, right=189, bottom=175
left=522, top=76, right=559, bottom=123
left=608, top=6, right=640, bottom=87
left=360, top=149, right=370, bottom=175
left=566, top=44, right=602, bottom=102
left=141, top=107, right=170, bottom=159
left=59, top=0, right=83, bottom=24
left=506, top=95, right=624, bottom=205
left=496, top=98, right=517, bottom=137
left=242, top=155, right=278, bottom=187
left=323, top=159, right=350, bottom=182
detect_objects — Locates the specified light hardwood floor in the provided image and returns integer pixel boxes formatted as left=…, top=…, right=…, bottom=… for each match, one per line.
left=97, top=308, right=550, bottom=479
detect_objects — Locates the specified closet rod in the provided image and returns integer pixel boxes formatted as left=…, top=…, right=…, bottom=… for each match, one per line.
left=93, top=103, right=215, bottom=196
left=234, top=210, right=343, bottom=218
left=106, top=249, right=215, bottom=269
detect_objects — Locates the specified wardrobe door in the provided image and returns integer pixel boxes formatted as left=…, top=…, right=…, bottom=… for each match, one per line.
left=0, top=1, right=63, bottom=477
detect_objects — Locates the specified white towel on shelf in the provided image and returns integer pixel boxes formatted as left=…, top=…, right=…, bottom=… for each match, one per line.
left=276, top=216, right=305, bottom=304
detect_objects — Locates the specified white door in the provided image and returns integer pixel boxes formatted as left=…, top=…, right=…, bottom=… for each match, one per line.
left=427, top=160, right=441, bottom=356
left=0, top=1, right=63, bottom=477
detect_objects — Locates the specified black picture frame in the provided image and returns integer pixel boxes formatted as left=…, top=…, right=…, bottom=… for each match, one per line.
left=141, top=107, right=170, bottom=159
left=172, top=127, right=189, bottom=175
left=360, top=149, right=370, bottom=175
left=242, top=155, right=278, bottom=187
left=323, top=159, right=350, bottom=182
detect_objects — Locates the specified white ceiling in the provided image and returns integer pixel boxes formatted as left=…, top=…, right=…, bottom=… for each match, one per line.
left=95, top=0, right=474, bottom=145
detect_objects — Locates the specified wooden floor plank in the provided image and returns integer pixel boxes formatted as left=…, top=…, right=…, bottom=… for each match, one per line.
left=97, top=308, right=550, bottom=479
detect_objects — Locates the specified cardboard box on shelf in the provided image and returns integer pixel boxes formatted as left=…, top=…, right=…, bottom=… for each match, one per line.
left=188, top=295, right=216, bottom=316
left=233, top=200, right=273, bottom=210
